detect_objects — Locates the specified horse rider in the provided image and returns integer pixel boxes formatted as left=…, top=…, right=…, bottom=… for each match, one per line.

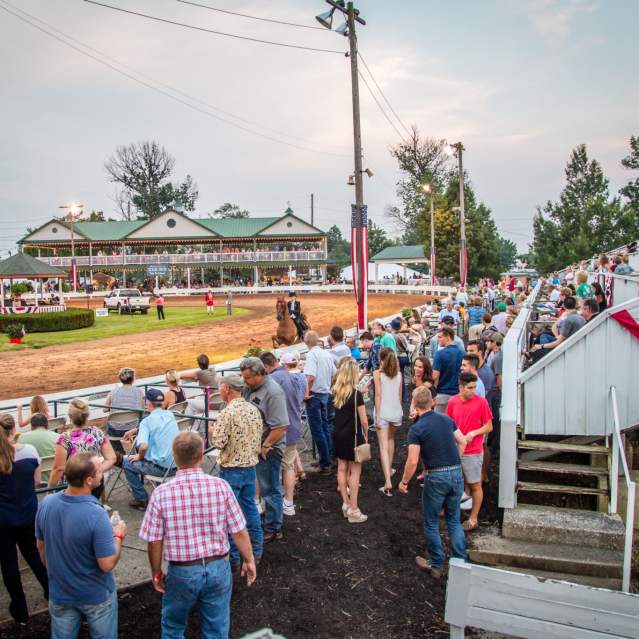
left=287, top=291, right=305, bottom=341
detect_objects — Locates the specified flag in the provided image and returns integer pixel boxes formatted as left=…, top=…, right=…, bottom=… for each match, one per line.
left=71, top=257, right=78, bottom=289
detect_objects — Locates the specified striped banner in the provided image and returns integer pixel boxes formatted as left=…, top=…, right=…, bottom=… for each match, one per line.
left=0, top=305, right=67, bottom=315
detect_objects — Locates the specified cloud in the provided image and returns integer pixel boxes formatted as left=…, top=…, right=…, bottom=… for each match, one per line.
left=521, top=0, right=598, bottom=39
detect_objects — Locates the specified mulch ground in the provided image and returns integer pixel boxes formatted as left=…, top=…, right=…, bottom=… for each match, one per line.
left=0, top=402, right=501, bottom=639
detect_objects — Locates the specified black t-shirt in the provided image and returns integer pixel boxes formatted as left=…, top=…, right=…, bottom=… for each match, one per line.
left=407, top=411, right=460, bottom=469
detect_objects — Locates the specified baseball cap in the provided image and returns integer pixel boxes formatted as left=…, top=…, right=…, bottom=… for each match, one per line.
left=145, top=388, right=164, bottom=403
left=279, top=352, right=300, bottom=366
left=497, top=302, right=507, bottom=312
left=441, top=315, right=456, bottom=326
left=390, top=318, right=402, bottom=330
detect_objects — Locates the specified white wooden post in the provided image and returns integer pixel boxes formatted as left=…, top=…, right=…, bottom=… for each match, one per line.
left=187, top=267, right=191, bottom=290
left=0, top=279, right=4, bottom=307
left=375, top=262, right=379, bottom=284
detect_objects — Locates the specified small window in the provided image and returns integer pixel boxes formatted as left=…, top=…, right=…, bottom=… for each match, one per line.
left=286, top=221, right=293, bottom=228
left=51, top=226, right=58, bottom=233
left=167, top=218, right=177, bottom=228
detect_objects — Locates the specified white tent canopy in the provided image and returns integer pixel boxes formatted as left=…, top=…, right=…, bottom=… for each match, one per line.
left=340, top=262, right=424, bottom=283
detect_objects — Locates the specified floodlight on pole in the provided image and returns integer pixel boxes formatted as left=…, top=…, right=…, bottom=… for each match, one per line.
left=59, top=202, right=84, bottom=293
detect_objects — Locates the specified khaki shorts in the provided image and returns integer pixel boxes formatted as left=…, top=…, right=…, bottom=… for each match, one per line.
left=281, top=443, right=298, bottom=471
left=461, top=453, right=484, bottom=485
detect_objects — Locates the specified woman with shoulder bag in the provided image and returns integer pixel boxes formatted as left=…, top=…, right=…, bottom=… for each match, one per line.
left=332, top=358, right=369, bottom=524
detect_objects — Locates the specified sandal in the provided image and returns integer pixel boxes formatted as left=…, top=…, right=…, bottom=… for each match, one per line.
left=378, top=486, right=393, bottom=497
left=462, top=519, right=478, bottom=531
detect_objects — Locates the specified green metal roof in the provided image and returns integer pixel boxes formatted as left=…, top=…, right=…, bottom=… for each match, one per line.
left=73, top=220, right=146, bottom=241
left=198, top=217, right=280, bottom=237
left=371, top=245, right=426, bottom=261
left=0, top=252, right=67, bottom=277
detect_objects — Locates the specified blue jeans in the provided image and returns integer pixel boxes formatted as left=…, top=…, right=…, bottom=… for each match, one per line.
left=398, top=354, right=410, bottom=401
left=219, top=466, right=263, bottom=565
left=421, top=467, right=467, bottom=569
left=50, top=589, right=117, bottom=639
left=306, top=393, right=331, bottom=468
left=162, top=560, right=232, bottom=639
left=255, top=454, right=283, bottom=533
left=123, top=457, right=175, bottom=501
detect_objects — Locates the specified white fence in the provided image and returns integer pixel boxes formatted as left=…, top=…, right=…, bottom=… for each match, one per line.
left=445, top=559, right=639, bottom=638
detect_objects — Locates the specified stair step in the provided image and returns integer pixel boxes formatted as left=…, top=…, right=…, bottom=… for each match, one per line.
left=518, top=460, right=609, bottom=476
left=502, top=504, right=625, bottom=551
left=469, top=529, right=623, bottom=578
left=519, top=435, right=605, bottom=462
left=518, top=440, right=609, bottom=455
left=517, top=480, right=608, bottom=496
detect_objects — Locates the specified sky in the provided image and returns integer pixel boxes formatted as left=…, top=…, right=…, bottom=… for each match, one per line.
left=1, top=0, right=637, bottom=257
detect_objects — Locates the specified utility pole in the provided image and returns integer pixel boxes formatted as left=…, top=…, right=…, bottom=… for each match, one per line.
left=317, top=1, right=368, bottom=330
left=457, top=146, right=467, bottom=289
left=429, top=192, right=436, bottom=286
left=346, top=2, right=367, bottom=330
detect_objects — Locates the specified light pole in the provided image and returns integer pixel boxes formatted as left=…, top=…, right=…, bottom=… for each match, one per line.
left=316, top=0, right=369, bottom=330
left=421, top=184, right=436, bottom=286
left=59, top=203, right=84, bottom=293
left=445, top=142, right=467, bottom=288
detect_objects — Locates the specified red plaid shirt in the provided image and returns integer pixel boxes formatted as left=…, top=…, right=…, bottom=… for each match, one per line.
left=139, top=468, right=246, bottom=561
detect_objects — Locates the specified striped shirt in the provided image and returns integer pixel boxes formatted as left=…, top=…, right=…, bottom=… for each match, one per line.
left=139, top=468, right=246, bottom=561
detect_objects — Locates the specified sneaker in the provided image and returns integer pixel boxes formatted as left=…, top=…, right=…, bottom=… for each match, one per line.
left=128, top=499, right=148, bottom=510
left=460, top=493, right=473, bottom=511
left=255, top=499, right=264, bottom=515
left=415, top=556, right=442, bottom=579
left=283, top=501, right=296, bottom=516
left=263, top=530, right=283, bottom=544
left=341, top=503, right=350, bottom=518
left=347, top=508, right=368, bottom=524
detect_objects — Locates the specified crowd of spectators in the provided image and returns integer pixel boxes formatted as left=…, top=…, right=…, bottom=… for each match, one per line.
left=0, top=263, right=621, bottom=637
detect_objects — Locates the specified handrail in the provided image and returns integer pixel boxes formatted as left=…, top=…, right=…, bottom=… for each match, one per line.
left=609, top=385, right=635, bottom=593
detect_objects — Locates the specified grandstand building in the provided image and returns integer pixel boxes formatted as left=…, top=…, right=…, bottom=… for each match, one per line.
left=18, top=207, right=328, bottom=288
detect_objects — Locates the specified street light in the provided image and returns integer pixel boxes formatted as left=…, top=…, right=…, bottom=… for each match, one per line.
left=421, top=184, right=436, bottom=286
left=59, top=203, right=84, bottom=293
left=315, top=0, right=368, bottom=330
left=443, top=142, right=467, bottom=288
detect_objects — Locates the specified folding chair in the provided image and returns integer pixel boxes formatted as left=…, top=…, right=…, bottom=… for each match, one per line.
left=168, top=401, right=194, bottom=431
left=103, top=411, right=141, bottom=501
left=47, top=416, right=67, bottom=432
left=38, top=455, right=55, bottom=488
left=202, top=447, right=220, bottom=476
left=145, top=461, right=176, bottom=491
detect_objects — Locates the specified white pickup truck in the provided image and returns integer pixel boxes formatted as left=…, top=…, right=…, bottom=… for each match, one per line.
left=103, top=289, right=150, bottom=314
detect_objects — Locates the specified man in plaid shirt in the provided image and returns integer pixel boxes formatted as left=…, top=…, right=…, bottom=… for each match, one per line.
left=140, top=431, right=256, bottom=639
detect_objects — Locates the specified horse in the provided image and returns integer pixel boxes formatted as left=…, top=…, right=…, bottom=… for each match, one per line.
left=272, top=296, right=304, bottom=348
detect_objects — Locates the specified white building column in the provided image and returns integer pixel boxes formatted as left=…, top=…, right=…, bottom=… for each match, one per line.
left=219, top=265, right=223, bottom=286
left=187, top=267, right=191, bottom=290
left=403, top=264, right=407, bottom=283
left=288, top=264, right=293, bottom=284
left=253, top=265, right=259, bottom=286
left=375, top=263, right=379, bottom=284
left=321, top=264, right=327, bottom=284
left=0, top=279, right=4, bottom=307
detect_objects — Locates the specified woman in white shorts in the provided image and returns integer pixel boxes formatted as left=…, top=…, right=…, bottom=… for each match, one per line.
left=373, top=348, right=403, bottom=496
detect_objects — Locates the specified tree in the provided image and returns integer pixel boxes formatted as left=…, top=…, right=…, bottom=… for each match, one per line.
left=387, top=128, right=451, bottom=243
left=530, top=144, right=634, bottom=272
left=210, top=202, right=250, bottom=219
left=105, top=141, right=198, bottom=219
left=85, top=210, right=106, bottom=222
left=367, top=220, right=394, bottom=258
left=620, top=135, right=639, bottom=225
left=497, top=237, right=518, bottom=272
left=326, top=224, right=351, bottom=269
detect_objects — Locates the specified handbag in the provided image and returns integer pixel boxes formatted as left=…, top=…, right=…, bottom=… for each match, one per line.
left=353, top=391, right=371, bottom=463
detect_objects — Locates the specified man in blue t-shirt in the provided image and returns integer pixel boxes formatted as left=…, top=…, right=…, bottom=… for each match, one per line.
left=432, top=326, right=464, bottom=414
left=36, top=452, right=127, bottom=639
left=399, top=386, right=467, bottom=578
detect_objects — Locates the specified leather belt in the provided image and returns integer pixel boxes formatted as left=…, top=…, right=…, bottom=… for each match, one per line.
left=428, top=464, right=461, bottom=473
left=169, top=554, right=228, bottom=567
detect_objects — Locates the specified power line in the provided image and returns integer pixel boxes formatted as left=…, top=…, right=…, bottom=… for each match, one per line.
left=2, top=0, right=348, bottom=154
left=0, top=1, right=349, bottom=157
left=358, top=70, right=407, bottom=143
left=175, top=0, right=324, bottom=31
left=83, top=0, right=344, bottom=55
left=358, top=52, right=411, bottom=138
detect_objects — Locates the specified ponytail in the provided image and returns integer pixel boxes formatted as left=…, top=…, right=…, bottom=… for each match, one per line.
left=0, top=414, right=16, bottom=475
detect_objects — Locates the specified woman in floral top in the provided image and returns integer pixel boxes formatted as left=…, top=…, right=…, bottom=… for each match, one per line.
left=48, top=398, right=116, bottom=498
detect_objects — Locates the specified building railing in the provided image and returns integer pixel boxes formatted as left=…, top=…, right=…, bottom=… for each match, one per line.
left=609, top=385, right=636, bottom=593
left=37, top=250, right=327, bottom=268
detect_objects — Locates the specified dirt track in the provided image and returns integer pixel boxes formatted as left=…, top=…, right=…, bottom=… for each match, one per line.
left=1, top=293, right=425, bottom=400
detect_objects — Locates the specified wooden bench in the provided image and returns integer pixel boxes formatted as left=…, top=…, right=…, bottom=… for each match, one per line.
left=445, top=559, right=639, bottom=638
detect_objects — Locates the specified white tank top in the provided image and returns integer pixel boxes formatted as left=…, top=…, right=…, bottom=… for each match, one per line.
left=378, top=373, right=403, bottom=423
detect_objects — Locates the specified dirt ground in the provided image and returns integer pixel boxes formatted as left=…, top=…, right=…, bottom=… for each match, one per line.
left=0, top=404, right=499, bottom=639
left=0, top=294, right=425, bottom=400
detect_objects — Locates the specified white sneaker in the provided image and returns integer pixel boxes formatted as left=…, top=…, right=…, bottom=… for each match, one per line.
left=460, top=493, right=473, bottom=511
left=283, top=501, right=296, bottom=517
left=255, top=499, right=265, bottom=515
left=347, top=508, right=368, bottom=524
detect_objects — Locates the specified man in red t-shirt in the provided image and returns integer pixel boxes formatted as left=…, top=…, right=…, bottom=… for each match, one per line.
left=446, top=372, right=493, bottom=531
